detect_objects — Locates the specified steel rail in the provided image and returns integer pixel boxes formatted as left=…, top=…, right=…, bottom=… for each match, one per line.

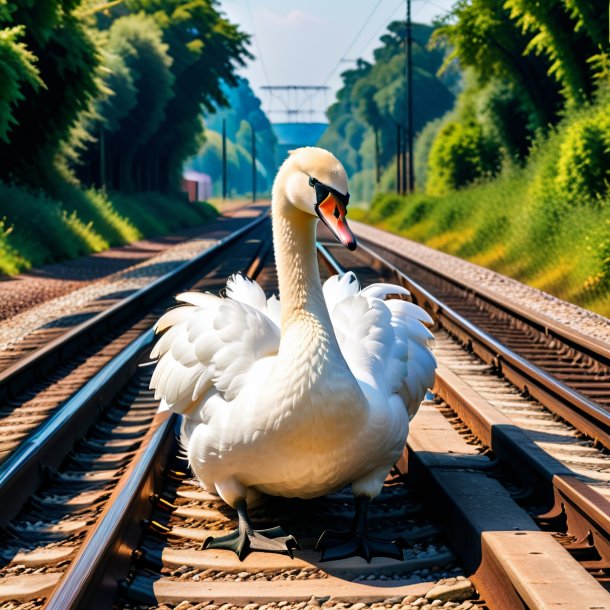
left=0, top=214, right=271, bottom=525
left=44, top=411, right=178, bottom=610
left=0, top=210, right=270, bottom=401
left=357, top=234, right=610, bottom=368
left=350, top=241, right=610, bottom=449
left=42, top=239, right=608, bottom=610
left=41, top=224, right=274, bottom=610
left=318, top=245, right=610, bottom=608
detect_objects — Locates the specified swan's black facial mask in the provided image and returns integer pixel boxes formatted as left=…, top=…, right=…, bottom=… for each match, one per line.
left=308, top=176, right=357, bottom=251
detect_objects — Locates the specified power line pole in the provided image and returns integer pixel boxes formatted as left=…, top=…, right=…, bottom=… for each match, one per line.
left=374, top=127, right=380, bottom=184
left=396, top=123, right=401, bottom=194
left=406, top=0, right=414, bottom=194
left=99, top=125, right=106, bottom=191
left=222, top=118, right=227, bottom=200
left=251, top=123, right=256, bottom=203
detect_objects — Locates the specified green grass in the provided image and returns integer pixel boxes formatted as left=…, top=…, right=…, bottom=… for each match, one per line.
left=353, top=162, right=610, bottom=317
left=0, top=180, right=218, bottom=275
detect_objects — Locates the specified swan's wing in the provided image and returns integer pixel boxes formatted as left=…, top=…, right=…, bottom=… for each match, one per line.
left=325, top=272, right=436, bottom=419
left=150, top=275, right=280, bottom=418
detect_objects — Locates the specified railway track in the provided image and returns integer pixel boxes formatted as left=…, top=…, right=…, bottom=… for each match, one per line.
left=353, top=232, right=610, bottom=448
left=0, top=214, right=608, bottom=609
left=324, top=235, right=610, bottom=594
left=0, top=210, right=269, bottom=491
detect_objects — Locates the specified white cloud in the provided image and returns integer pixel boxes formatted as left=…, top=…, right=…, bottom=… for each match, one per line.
left=258, top=8, right=326, bottom=29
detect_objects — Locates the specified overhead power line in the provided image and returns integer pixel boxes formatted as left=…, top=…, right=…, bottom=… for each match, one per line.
left=245, top=0, right=271, bottom=89
left=321, top=0, right=384, bottom=87
left=296, top=0, right=384, bottom=115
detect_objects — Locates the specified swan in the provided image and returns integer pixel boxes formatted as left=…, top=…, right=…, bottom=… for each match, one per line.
left=149, top=147, right=437, bottom=562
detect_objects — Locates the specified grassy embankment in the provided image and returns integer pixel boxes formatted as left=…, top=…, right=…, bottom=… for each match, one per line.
left=351, top=103, right=610, bottom=317
left=0, top=180, right=218, bottom=275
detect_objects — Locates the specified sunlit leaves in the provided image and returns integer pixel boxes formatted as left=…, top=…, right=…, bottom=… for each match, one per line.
left=0, top=24, right=42, bottom=142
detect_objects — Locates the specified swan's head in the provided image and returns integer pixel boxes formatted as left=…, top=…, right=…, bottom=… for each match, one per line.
left=277, top=146, right=357, bottom=251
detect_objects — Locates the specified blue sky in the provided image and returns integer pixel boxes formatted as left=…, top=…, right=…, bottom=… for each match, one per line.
left=218, top=0, right=455, bottom=122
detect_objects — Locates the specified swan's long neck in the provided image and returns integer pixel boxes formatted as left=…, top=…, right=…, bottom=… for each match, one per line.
left=272, top=195, right=330, bottom=331
left=264, top=171, right=368, bottom=423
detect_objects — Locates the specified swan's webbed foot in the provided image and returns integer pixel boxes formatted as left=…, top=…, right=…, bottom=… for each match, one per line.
left=202, top=500, right=300, bottom=561
left=315, top=496, right=403, bottom=563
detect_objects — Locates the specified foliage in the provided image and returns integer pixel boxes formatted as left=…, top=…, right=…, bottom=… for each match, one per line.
left=318, top=22, right=455, bottom=201
left=79, top=13, right=175, bottom=192
left=504, top=0, right=605, bottom=105
left=0, top=179, right=217, bottom=274
left=73, top=0, right=249, bottom=193
left=554, top=111, right=610, bottom=207
left=358, top=93, right=610, bottom=316
left=426, top=117, right=501, bottom=194
left=0, top=0, right=100, bottom=183
left=117, top=0, right=251, bottom=192
left=0, top=20, right=41, bottom=142
left=434, top=0, right=562, bottom=133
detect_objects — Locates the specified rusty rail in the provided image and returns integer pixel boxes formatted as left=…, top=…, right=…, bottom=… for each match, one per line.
left=0, top=211, right=270, bottom=402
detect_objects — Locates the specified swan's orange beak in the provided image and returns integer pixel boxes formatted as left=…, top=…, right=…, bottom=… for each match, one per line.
left=316, top=192, right=357, bottom=251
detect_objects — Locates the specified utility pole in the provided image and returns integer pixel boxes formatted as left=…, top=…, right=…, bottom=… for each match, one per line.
left=99, top=125, right=106, bottom=191
left=396, top=123, right=401, bottom=194
left=401, top=125, right=407, bottom=194
left=406, top=0, right=414, bottom=193
left=222, top=118, right=227, bottom=199
left=374, top=127, right=380, bottom=184
left=251, top=123, right=256, bottom=203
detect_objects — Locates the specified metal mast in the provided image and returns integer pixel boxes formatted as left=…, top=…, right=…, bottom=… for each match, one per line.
left=406, top=0, right=414, bottom=193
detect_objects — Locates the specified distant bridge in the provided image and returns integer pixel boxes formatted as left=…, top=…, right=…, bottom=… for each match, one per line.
left=261, top=86, right=329, bottom=163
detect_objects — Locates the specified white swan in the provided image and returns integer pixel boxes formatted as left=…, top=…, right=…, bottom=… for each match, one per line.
left=150, top=147, right=437, bottom=561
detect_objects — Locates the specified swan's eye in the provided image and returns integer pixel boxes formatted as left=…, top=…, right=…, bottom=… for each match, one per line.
left=333, top=206, right=340, bottom=219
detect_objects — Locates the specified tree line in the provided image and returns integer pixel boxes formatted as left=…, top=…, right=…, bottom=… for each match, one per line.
left=318, top=21, right=457, bottom=202
left=321, top=0, right=609, bottom=202
left=188, top=76, right=278, bottom=197
left=0, top=0, right=249, bottom=194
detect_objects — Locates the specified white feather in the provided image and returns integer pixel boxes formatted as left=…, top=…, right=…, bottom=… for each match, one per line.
left=148, top=150, right=436, bottom=510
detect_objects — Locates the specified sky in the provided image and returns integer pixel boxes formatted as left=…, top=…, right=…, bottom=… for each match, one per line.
left=218, top=0, right=455, bottom=123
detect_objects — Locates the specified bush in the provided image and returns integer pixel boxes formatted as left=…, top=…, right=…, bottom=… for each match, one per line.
left=368, top=192, right=405, bottom=223
left=426, top=118, right=501, bottom=195
left=0, top=179, right=218, bottom=275
left=555, top=111, right=610, bottom=207
left=0, top=182, right=105, bottom=266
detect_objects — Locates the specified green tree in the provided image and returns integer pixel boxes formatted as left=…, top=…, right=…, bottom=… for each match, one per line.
left=434, top=0, right=562, bottom=132
left=0, top=2, right=42, bottom=143
left=426, top=117, right=501, bottom=195
left=124, top=0, right=250, bottom=192
left=101, top=13, right=174, bottom=192
left=0, top=0, right=99, bottom=183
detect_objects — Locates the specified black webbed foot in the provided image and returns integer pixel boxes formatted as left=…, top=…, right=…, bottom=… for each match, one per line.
left=315, top=496, right=403, bottom=563
left=316, top=529, right=402, bottom=562
left=202, top=501, right=299, bottom=561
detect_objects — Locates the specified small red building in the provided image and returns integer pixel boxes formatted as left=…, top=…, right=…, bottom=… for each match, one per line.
left=182, top=170, right=212, bottom=202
